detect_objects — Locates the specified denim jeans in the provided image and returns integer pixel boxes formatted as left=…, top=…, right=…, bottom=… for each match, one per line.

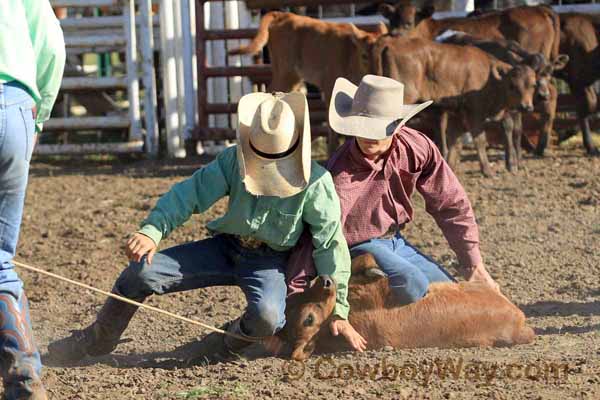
left=115, top=234, right=290, bottom=337
left=350, top=232, right=455, bottom=305
left=0, top=81, right=42, bottom=397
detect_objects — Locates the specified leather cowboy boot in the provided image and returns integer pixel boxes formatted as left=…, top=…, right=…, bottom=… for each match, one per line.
left=0, top=293, right=47, bottom=400
left=187, top=318, right=257, bottom=365
left=47, top=289, right=139, bottom=363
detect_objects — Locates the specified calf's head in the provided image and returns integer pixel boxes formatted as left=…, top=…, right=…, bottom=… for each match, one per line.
left=282, top=275, right=337, bottom=361
left=493, top=64, right=537, bottom=112
left=523, top=54, right=569, bottom=101
left=379, top=1, right=434, bottom=36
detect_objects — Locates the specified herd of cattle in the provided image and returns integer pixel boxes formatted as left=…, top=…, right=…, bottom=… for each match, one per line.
left=230, top=4, right=600, bottom=176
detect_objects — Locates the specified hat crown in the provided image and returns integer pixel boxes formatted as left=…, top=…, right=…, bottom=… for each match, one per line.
left=351, top=75, right=406, bottom=119
left=250, top=98, right=299, bottom=156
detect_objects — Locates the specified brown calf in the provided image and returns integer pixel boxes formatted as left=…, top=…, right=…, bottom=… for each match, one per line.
left=228, top=12, right=386, bottom=153
left=372, top=36, right=537, bottom=176
left=435, top=31, right=568, bottom=168
left=481, top=81, right=559, bottom=154
left=281, top=254, right=534, bottom=361
left=378, top=0, right=435, bottom=35
left=407, top=6, right=564, bottom=160
left=228, top=11, right=385, bottom=105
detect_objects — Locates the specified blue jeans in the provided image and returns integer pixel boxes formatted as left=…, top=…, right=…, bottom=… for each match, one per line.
left=350, top=232, right=455, bottom=305
left=0, top=81, right=42, bottom=397
left=115, top=234, right=289, bottom=337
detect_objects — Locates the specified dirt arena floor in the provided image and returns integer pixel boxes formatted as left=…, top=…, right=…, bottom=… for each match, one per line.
left=9, top=142, right=600, bottom=399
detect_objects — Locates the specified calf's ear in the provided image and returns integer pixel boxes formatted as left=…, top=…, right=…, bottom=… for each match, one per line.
left=526, top=53, right=545, bottom=72
left=491, top=63, right=510, bottom=80
left=552, top=54, right=569, bottom=71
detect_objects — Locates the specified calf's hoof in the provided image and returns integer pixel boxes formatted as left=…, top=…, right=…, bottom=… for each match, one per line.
left=587, top=147, right=599, bottom=157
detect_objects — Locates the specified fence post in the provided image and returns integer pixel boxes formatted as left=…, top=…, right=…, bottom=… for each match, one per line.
left=195, top=0, right=208, bottom=142
left=139, top=0, right=160, bottom=157
left=182, top=0, right=198, bottom=140
left=124, top=0, right=142, bottom=143
left=160, top=0, right=186, bottom=157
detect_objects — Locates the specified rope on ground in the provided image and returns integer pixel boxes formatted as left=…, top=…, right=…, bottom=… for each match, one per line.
left=13, top=260, right=261, bottom=343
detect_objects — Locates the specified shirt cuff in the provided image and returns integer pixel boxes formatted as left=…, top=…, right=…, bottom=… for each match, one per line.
left=333, top=302, right=349, bottom=320
left=456, top=245, right=483, bottom=271
left=137, top=224, right=163, bottom=247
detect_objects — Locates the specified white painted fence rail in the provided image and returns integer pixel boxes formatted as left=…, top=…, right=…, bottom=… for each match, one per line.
left=45, top=0, right=157, bottom=156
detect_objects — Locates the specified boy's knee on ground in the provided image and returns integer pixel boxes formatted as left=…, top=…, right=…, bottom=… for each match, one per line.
left=115, top=259, right=164, bottom=298
left=242, top=301, right=285, bottom=337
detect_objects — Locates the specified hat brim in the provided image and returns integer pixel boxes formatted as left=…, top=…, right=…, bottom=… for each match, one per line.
left=237, top=92, right=311, bottom=198
left=328, top=77, right=433, bottom=140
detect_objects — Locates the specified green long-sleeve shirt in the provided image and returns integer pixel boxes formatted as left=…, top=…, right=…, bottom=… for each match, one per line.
left=138, top=146, right=351, bottom=319
left=0, top=0, right=66, bottom=132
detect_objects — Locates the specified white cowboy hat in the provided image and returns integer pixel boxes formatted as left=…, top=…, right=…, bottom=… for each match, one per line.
left=237, top=91, right=311, bottom=198
left=329, top=74, right=433, bottom=140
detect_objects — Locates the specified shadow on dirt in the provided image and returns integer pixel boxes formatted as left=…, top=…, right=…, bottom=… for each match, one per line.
left=519, top=300, right=600, bottom=317
left=534, top=323, right=600, bottom=336
left=41, top=338, right=278, bottom=370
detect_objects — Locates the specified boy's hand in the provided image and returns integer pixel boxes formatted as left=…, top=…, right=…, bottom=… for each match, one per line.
left=126, top=233, right=157, bottom=264
left=330, top=317, right=367, bottom=352
left=465, top=263, right=500, bottom=292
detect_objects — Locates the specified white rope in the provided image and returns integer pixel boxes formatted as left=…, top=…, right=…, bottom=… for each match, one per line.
left=13, top=260, right=260, bottom=343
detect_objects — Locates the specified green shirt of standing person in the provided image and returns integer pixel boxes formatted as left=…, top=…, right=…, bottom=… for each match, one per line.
left=0, top=1, right=65, bottom=398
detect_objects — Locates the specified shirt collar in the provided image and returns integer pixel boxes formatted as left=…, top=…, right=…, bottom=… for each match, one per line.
left=348, top=130, right=402, bottom=171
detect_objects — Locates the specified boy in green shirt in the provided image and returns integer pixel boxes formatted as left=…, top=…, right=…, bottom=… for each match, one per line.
left=49, top=92, right=366, bottom=363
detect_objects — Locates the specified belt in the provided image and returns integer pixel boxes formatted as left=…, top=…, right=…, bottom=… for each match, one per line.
left=380, top=224, right=406, bottom=240
left=233, top=234, right=266, bottom=250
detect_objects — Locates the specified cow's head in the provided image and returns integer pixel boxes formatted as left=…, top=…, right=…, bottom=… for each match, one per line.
left=379, top=1, right=435, bottom=35
left=281, top=275, right=337, bottom=361
left=349, top=24, right=384, bottom=78
left=493, top=63, right=537, bottom=112
left=517, top=53, right=568, bottom=101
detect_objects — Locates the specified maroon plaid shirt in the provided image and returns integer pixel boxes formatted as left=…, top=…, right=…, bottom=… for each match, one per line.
left=286, top=126, right=482, bottom=295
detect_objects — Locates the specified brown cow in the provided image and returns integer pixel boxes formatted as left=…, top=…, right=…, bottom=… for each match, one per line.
left=378, top=0, right=435, bottom=35
left=408, top=5, right=561, bottom=62
left=405, top=6, right=563, bottom=159
left=479, top=81, right=559, bottom=155
left=372, top=36, right=537, bottom=176
left=278, top=254, right=534, bottom=361
left=555, top=13, right=600, bottom=156
left=228, top=12, right=386, bottom=152
left=228, top=12, right=386, bottom=105
left=435, top=31, right=568, bottom=167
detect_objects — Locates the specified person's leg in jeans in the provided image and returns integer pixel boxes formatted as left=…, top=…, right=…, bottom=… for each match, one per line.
left=48, top=235, right=289, bottom=363
left=48, top=235, right=237, bottom=362
left=0, top=81, right=45, bottom=399
left=350, top=233, right=454, bottom=305
left=391, top=233, right=455, bottom=284
left=189, top=238, right=289, bottom=364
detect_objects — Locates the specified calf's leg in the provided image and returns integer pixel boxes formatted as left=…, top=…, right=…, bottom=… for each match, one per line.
left=502, top=114, right=517, bottom=172
left=472, top=128, right=494, bottom=177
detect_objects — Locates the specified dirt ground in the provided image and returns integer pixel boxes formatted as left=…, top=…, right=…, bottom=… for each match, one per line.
left=8, top=142, right=600, bottom=399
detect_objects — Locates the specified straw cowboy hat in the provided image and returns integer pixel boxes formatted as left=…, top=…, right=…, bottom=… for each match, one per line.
left=329, top=74, right=433, bottom=140
left=237, top=91, right=311, bottom=198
